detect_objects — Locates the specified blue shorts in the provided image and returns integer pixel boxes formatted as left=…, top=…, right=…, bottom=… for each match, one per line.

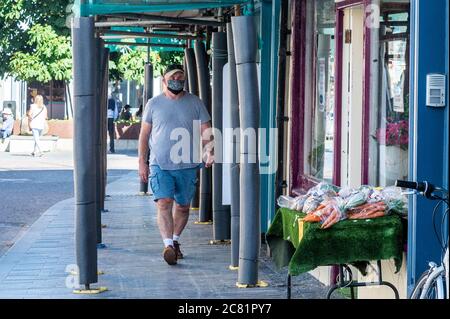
left=149, top=165, right=199, bottom=206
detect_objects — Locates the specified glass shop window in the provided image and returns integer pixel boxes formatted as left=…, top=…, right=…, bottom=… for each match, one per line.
left=369, top=1, right=410, bottom=187
left=307, top=0, right=336, bottom=183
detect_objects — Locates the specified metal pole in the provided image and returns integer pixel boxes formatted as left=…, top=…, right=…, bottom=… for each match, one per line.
left=212, top=32, right=230, bottom=240
left=183, top=54, right=190, bottom=92
left=185, top=48, right=199, bottom=95
left=103, top=41, right=185, bottom=48
left=227, top=22, right=240, bottom=268
left=195, top=40, right=212, bottom=222
left=95, top=14, right=225, bottom=28
left=140, top=63, right=153, bottom=194
left=97, top=29, right=203, bottom=40
left=72, top=16, right=98, bottom=286
left=232, top=15, right=260, bottom=286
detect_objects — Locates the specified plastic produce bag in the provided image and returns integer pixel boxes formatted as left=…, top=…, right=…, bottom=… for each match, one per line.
left=303, top=198, right=347, bottom=229
left=277, top=195, right=307, bottom=211
left=381, top=186, right=408, bottom=215
left=303, top=194, right=323, bottom=213
left=307, top=182, right=340, bottom=198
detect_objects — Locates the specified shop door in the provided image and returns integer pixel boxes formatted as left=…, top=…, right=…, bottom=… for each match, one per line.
left=339, top=5, right=365, bottom=188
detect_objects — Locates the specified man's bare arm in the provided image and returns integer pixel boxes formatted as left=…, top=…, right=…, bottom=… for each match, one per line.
left=138, top=122, right=152, bottom=182
left=201, top=121, right=214, bottom=167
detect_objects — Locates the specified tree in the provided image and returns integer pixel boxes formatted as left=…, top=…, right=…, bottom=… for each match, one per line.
left=0, top=0, right=72, bottom=78
left=9, top=24, right=72, bottom=83
left=115, top=47, right=184, bottom=84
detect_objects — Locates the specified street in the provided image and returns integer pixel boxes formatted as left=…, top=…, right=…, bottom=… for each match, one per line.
left=0, top=150, right=138, bottom=257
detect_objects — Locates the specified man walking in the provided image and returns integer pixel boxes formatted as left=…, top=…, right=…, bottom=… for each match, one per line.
left=138, top=64, right=214, bottom=265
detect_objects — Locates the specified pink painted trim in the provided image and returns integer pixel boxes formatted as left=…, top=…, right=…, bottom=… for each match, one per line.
left=289, top=0, right=306, bottom=193
left=361, top=1, right=372, bottom=184
left=333, top=9, right=344, bottom=187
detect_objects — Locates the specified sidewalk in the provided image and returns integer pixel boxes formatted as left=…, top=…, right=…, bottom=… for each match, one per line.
left=0, top=171, right=337, bottom=299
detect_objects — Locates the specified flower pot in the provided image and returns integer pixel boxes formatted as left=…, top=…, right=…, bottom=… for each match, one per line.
left=381, top=145, right=408, bottom=186
left=115, top=122, right=141, bottom=140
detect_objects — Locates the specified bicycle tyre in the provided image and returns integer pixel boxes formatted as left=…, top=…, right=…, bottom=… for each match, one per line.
left=410, top=271, right=440, bottom=299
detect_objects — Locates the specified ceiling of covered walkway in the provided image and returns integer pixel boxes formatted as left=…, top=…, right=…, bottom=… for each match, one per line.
left=77, top=0, right=252, bottom=50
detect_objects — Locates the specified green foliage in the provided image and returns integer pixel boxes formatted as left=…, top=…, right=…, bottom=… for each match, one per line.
left=0, top=0, right=73, bottom=78
left=116, top=48, right=184, bottom=84
left=9, top=24, right=72, bottom=83
left=115, top=118, right=141, bottom=126
left=109, top=51, right=123, bottom=82
left=117, top=48, right=148, bottom=85
left=152, top=51, right=184, bottom=77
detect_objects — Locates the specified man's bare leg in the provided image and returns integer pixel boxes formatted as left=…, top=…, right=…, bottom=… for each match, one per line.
left=157, top=198, right=177, bottom=265
left=157, top=198, right=175, bottom=244
left=172, top=203, right=190, bottom=259
left=173, top=203, right=190, bottom=237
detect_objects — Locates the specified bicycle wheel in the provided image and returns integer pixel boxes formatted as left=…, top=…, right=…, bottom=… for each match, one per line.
left=410, top=271, right=440, bottom=299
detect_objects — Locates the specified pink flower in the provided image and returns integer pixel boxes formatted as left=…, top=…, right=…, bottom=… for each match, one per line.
left=375, top=120, right=409, bottom=148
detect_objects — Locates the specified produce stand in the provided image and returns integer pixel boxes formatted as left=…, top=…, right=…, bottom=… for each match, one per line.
left=266, top=208, right=404, bottom=299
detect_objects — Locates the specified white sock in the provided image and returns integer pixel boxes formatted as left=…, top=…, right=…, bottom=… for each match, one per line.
left=173, top=235, right=180, bottom=242
left=163, top=238, right=174, bottom=247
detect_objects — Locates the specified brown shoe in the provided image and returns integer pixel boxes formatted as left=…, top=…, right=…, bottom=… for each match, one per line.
left=163, top=246, right=177, bottom=265
left=173, top=241, right=183, bottom=259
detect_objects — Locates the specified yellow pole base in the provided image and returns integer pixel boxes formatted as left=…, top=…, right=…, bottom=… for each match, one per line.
left=229, top=265, right=239, bottom=271
left=194, top=221, right=213, bottom=225
left=209, top=239, right=231, bottom=245
left=190, top=207, right=200, bottom=211
left=73, top=287, right=108, bottom=294
left=236, top=281, right=269, bottom=288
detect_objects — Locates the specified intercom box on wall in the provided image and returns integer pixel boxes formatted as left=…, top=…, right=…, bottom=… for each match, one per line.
left=426, top=74, right=446, bottom=107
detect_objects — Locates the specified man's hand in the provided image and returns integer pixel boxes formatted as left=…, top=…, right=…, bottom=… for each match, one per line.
left=204, top=151, right=215, bottom=168
left=139, top=161, right=149, bottom=183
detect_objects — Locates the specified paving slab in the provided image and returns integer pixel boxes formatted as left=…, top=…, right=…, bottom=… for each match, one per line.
left=0, top=172, right=340, bottom=299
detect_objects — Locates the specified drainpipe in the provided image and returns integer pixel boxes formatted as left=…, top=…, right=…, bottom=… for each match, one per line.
left=212, top=31, right=230, bottom=241
left=72, top=16, right=98, bottom=288
left=184, top=46, right=200, bottom=209
left=232, top=15, right=260, bottom=285
left=195, top=40, right=213, bottom=223
left=227, top=22, right=240, bottom=267
left=275, top=0, right=289, bottom=201
left=140, top=63, right=153, bottom=195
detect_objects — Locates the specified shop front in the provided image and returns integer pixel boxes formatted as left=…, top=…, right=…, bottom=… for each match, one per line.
left=281, top=0, right=448, bottom=298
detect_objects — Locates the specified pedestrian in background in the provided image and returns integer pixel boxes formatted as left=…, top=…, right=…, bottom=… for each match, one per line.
left=0, top=108, right=14, bottom=141
left=107, top=94, right=118, bottom=153
left=120, top=104, right=133, bottom=121
left=27, top=95, right=48, bottom=157
left=135, top=104, right=143, bottom=121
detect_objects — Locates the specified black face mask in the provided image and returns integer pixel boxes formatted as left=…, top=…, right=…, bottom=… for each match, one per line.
left=167, top=79, right=185, bottom=95
left=168, top=87, right=184, bottom=95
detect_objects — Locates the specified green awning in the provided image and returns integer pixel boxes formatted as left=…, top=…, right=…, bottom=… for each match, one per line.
left=76, top=0, right=249, bottom=16
left=103, top=27, right=186, bottom=52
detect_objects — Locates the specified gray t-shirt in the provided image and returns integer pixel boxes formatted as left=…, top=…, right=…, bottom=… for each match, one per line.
left=143, top=92, right=211, bottom=170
